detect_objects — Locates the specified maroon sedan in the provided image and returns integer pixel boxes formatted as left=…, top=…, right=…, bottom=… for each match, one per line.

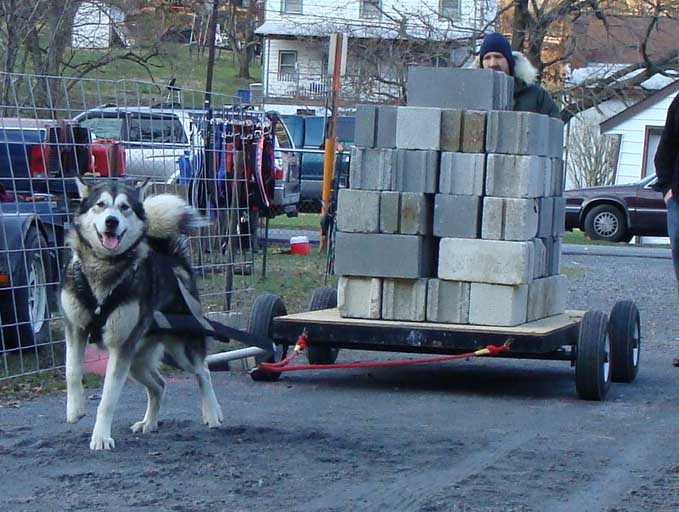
left=565, top=175, right=667, bottom=242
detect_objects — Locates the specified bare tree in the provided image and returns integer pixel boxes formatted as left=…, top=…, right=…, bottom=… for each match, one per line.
left=567, top=121, right=620, bottom=188
left=222, top=0, right=263, bottom=79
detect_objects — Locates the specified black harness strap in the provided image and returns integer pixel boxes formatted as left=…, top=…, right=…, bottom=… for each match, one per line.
left=73, top=261, right=137, bottom=344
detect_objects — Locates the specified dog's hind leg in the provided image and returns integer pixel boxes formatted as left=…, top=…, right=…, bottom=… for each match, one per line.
left=65, top=323, right=87, bottom=424
left=130, top=343, right=165, bottom=434
left=90, top=348, right=132, bottom=450
left=163, top=337, right=223, bottom=428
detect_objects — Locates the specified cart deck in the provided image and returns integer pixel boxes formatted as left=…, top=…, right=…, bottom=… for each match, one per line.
left=273, top=308, right=585, bottom=360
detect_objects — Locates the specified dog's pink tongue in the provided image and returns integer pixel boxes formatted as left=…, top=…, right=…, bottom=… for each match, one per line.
left=102, top=234, right=119, bottom=250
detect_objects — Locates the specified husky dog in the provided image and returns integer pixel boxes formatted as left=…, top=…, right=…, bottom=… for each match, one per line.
left=61, top=178, right=223, bottom=450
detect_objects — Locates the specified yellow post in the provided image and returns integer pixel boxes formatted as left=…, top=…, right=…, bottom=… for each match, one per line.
left=320, top=32, right=343, bottom=252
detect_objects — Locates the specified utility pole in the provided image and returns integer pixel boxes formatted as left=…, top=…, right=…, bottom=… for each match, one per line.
left=320, top=32, right=345, bottom=252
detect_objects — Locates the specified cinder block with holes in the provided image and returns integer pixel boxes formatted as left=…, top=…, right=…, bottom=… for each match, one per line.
left=439, top=152, right=486, bottom=196
left=338, top=276, right=382, bottom=319
left=349, top=147, right=396, bottom=190
left=394, top=149, right=438, bottom=193
left=485, top=154, right=546, bottom=199
left=486, top=111, right=551, bottom=157
left=426, top=279, right=470, bottom=323
left=482, top=197, right=539, bottom=241
left=381, top=278, right=428, bottom=321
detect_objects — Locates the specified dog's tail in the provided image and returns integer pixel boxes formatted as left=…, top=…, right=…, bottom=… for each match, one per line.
left=143, top=194, right=208, bottom=240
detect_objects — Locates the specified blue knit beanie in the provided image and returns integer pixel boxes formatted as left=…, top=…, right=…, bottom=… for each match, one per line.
left=480, top=32, right=515, bottom=75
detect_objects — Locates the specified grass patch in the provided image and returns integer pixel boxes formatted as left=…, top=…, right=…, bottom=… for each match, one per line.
left=268, top=213, right=323, bottom=231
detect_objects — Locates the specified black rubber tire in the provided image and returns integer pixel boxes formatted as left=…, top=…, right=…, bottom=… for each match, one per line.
left=306, top=288, right=339, bottom=365
left=1, top=227, right=51, bottom=349
left=583, top=204, right=628, bottom=243
left=608, top=300, right=641, bottom=383
left=248, top=293, right=287, bottom=382
left=575, top=310, right=611, bottom=401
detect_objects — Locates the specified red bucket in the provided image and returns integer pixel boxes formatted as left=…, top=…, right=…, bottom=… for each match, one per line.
left=290, top=236, right=310, bottom=255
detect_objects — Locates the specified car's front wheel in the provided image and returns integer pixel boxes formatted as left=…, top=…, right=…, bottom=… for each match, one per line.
left=583, top=204, right=629, bottom=243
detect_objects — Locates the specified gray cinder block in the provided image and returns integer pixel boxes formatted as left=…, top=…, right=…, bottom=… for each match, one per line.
left=469, top=282, right=528, bottom=326
left=537, top=197, right=555, bottom=238
left=338, top=276, right=382, bottom=319
left=439, top=152, right=486, bottom=196
left=485, top=154, right=547, bottom=199
left=433, top=194, right=482, bottom=239
left=461, top=110, right=487, bottom=153
left=395, top=107, right=442, bottom=150
left=336, top=189, right=381, bottom=233
left=394, top=149, right=438, bottom=193
left=482, top=197, right=539, bottom=241
left=551, top=158, right=565, bottom=196
left=349, top=147, right=396, bottom=191
left=552, top=197, right=566, bottom=236
left=376, top=106, right=398, bottom=148
left=380, top=191, right=400, bottom=233
left=335, top=232, right=435, bottom=278
left=400, top=192, right=433, bottom=235
left=532, top=238, right=547, bottom=279
left=486, top=111, right=551, bottom=157
left=440, top=109, right=463, bottom=152
left=426, top=279, right=470, bottom=323
left=382, top=278, right=428, bottom=321
left=438, top=238, right=534, bottom=285
left=527, top=275, right=567, bottom=321
left=355, top=104, right=378, bottom=147
left=406, top=67, right=513, bottom=110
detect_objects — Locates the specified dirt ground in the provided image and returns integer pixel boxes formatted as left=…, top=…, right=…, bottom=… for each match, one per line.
left=2, top=253, right=679, bottom=512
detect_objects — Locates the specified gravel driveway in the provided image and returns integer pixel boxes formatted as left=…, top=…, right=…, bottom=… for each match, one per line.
left=2, top=253, right=679, bottom=512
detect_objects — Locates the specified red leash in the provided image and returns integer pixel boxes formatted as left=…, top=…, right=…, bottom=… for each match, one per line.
left=256, top=332, right=510, bottom=374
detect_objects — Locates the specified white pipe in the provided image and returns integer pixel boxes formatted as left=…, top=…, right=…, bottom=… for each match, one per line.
left=206, top=346, right=268, bottom=364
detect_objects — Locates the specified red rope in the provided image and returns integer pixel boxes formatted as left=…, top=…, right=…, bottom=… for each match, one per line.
left=256, top=338, right=509, bottom=374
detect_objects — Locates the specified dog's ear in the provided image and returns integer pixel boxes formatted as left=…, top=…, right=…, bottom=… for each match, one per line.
left=135, top=178, right=151, bottom=201
left=75, top=176, right=89, bottom=199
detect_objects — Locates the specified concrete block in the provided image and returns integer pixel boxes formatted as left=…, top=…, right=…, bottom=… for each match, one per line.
left=395, top=107, right=441, bottom=150
left=549, top=237, right=562, bottom=275
left=485, top=154, right=546, bottom=198
left=382, top=278, right=428, bottom=321
left=486, top=111, right=551, bottom=156
left=394, top=149, right=438, bottom=193
left=400, top=193, right=433, bottom=235
left=355, top=104, right=377, bottom=147
left=349, top=147, right=396, bottom=191
left=552, top=197, right=566, bottom=236
left=407, top=67, right=513, bottom=110
left=532, top=238, right=546, bottom=279
left=527, top=275, right=567, bottom=321
left=335, top=232, right=435, bottom=278
left=433, top=195, right=482, bottom=239
left=440, top=109, right=463, bottom=152
left=461, top=110, right=487, bottom=153
left=469, top=282, right=528, bottom=326
left=482, top=197, right=539, bottom=241
left=537, top=197, right=554, bottom=238
left=549, top=118, right=565, bottom=159
left=426, top=279, right=470, bottom=323
left=376, top=106, right=398, bottom=148
left=551, top=158, right=565, bottom=196
left=380, top=191, right=400, bottom=233
left=338, top=276, right=382, bottom=319
left=439, top=152, right=486, bottom=196
left=438, top=238, right=534, bottom=285
left=543, top=160, right=554, bottom=197
left=336, top=189, right=381, bottom=233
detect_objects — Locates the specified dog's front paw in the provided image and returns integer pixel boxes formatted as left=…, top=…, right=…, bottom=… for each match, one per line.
left=130, top=420, right=158, bottom=434
left=90, top=434, right=116, bottom=450
left=66, top=409, right=85, bottom=423
left=203, top=406, right=223, bottom=428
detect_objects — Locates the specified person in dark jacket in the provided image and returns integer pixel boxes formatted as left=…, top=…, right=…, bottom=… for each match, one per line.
left=654, top=93, right=679, bottom=306
left=476, top=32, right=561, bottom=119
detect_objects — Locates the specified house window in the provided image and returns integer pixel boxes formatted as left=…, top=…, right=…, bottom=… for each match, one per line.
left=360, top=0, right=381, bottom=19
left=439, top=0, right=460, bottom=19
left=278, top=51, right=297, bottom=81
left=282, top=0, right=302, bottom=14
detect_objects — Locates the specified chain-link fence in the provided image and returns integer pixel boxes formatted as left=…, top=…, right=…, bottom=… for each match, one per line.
left=0, top=72, right=285, bottom=380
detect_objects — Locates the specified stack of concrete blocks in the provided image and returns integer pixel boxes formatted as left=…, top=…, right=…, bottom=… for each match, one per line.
left=335, top=66, right=567, bottom=326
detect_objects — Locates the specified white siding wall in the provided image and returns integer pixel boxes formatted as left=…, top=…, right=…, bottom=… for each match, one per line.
left=264, top=39, right=326, bottom=97
left=605, top=93, right=676, bottom=185
left=265, top=0, right=494, bottom=35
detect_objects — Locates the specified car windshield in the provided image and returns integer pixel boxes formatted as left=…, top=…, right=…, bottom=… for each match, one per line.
left=79, top=116, right=123, bottom=140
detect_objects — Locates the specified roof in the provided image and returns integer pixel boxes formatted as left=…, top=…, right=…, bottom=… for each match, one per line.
left=600, top=79, right=679, bottom=133
left=255, top=19, right=460, bottom=40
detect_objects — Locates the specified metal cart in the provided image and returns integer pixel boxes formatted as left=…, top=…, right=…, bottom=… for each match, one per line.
left=243, top=289, right=641, bottom=401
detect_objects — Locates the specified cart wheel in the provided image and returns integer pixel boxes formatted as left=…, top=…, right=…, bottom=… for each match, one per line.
left=575, top=310, right=611, bottom=401
left=249, top=293, right=287, bottom=382
left=306, top=288, right=339, bottom=365
left=609, top=300, right=640, bottom=383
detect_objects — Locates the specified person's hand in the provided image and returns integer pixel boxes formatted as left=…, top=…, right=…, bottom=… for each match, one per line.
left=665, top=190, right=673, bottom=205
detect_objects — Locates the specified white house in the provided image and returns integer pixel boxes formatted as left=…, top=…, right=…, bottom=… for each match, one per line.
left=255, top=0, right=497, bottom=114
left=72, top=2, right=127, bottom=49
